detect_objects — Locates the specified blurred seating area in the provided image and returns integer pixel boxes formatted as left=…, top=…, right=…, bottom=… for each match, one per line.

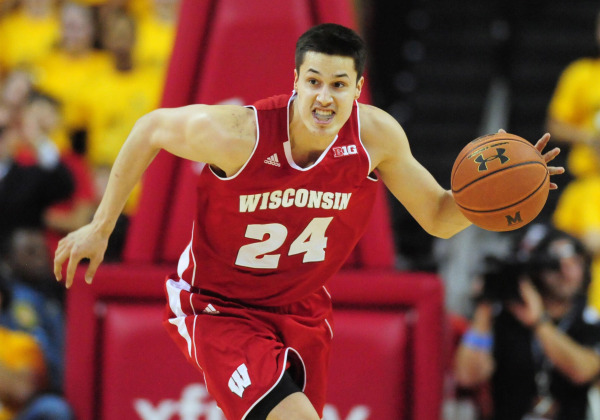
left=0, top=0, right=181, bottom=260
left=0, top=1, right=179, bottom=418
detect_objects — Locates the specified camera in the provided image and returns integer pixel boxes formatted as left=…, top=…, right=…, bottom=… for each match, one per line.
left=479, top=227, right=590, bottom=303
left=480, top=256, right=527, bottom=303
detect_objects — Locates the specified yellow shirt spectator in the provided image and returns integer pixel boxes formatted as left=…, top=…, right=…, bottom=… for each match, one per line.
left=553, top=176, right=600, bottom=311
left=0, top=326, right=46, bottom=420
left=547, top=58, right=600, bottom=178
left=34, top=49, right=112, bottom=132
left=134, top=11, right=176, bottom=77
left=0, top=8, right=60, bottom=74
left=69, top=0, right=149, bottom=17
left=81, top=65, right=161, bottom=213
left=81, top=66, right=161, bottom=167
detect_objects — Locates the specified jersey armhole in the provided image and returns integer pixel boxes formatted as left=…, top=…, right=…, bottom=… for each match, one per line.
left=208, top=105, right=260, bottom=180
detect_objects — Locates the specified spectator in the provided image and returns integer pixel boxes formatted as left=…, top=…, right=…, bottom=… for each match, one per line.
left=546, top=10, right=600, bottom=181
left=0, top=1, right=19, bottom=19
left=83, top=9, right=161, bottom=179
left=0, top=0, right=60, bottom=77
left=1, top=70, right=33, bottom=119
left=133, top=0, right=180, bottom=76
left=0, top=103, right=74, bottom=239
left=21, top=92, right=97, bottom=257
left=34, top=2, right=112, bottom=139
left=0, top=228, right=68, bottom=394
left=96, top=0, right=149, bottom=25
left=0, top=264, right=73, bottom=420
left=545, top=10, right=600, bottom=313
left=454, top=226, right=600, bottom=420
left=79, top=10, right=162, bottom=258
left=553, top=176, right=600, bottom=311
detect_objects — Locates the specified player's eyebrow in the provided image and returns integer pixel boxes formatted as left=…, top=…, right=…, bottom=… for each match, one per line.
left=307, top=68, right=350, bottom=79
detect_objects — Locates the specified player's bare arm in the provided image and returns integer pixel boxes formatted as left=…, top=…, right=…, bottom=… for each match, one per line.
left=359, top=104, right=471, bottom=239
left=150, top=104, right=257, bottom=176
left=360, top=105, right=564, bottom=238
left=54, top=104, right=256, bottom=288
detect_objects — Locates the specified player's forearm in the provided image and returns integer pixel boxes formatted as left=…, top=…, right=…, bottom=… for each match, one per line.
left=535, top=321, right=600, bottom=384
left=91, top=114, right=161, bottom=236
left=429, top=190, right=471, bottom=238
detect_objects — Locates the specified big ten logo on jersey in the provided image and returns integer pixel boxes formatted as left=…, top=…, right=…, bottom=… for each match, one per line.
left=333, top=145, right=358, bottom=158
left=133, top=382, right=371, bottom=420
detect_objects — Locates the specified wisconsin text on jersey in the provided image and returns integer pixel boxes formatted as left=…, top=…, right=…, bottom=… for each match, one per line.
left=239, top=188, right=352, bottom=213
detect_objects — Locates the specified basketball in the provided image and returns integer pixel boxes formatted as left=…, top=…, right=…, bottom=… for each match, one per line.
left=451, top=132, right=550, bottom=232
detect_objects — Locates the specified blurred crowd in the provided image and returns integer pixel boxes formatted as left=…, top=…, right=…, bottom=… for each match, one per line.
left=445, top=12, right=600, bottom=419
left=0, top=0, right=179, bottom=417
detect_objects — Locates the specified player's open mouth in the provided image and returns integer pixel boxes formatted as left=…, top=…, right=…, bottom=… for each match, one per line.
left=313, top=109, right=335, bottom=123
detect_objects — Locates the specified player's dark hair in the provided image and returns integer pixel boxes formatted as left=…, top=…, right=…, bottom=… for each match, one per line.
left=295, top=23, right=367, bottom=81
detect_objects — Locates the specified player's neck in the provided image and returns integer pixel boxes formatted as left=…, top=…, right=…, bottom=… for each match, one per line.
left=289, top=102, right=336, bottom=157
left=288, top=128, right=335, bottom=169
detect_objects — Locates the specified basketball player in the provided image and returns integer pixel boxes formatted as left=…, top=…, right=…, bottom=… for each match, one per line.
left=53, top=24, right=563, bottom=420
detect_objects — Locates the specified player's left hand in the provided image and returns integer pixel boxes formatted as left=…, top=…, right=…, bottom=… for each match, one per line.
left=498, top=129, right=565, bottom=190
left=54, top=223, right=109, bottom=289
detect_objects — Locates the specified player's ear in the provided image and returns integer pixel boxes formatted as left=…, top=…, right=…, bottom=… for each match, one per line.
left=354, top=76, right=364, bottom=100
left=293, top=69, right=299, bottom=92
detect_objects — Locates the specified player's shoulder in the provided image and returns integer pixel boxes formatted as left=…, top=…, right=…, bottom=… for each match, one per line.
left=168, top=103, right=255, bottom=126
left=253, top=94, right=292, bottom=111
left=358, top=103, right=403, bottom=133
left=358, top=103, right=408, bottom=146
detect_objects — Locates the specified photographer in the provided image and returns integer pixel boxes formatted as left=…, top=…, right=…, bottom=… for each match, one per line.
left=454, top=226, right=600, bottom=420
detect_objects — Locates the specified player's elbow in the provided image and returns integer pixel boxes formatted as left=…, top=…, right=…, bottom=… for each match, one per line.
left=424, top=220, right=468, bottom=239
left=430, top=228, right=458, bottom=239
left=128, top=111, right=158, bottom=149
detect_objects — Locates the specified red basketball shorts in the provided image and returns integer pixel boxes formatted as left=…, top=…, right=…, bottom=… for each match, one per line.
left=163, top=276, right=334, bottom=420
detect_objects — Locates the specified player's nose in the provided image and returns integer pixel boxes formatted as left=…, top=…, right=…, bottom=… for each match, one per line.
left=316, top=86, right=333, bottom=106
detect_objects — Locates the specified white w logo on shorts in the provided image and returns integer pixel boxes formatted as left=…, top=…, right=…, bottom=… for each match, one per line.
left=228, top=363, right=251, bottom=398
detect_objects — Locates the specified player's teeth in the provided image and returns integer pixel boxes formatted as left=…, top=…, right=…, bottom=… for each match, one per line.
left=315, top=110, right=332, bottom=116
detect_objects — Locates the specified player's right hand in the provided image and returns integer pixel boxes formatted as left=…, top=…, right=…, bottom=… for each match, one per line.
left=54, top=223, right=109, bottom=289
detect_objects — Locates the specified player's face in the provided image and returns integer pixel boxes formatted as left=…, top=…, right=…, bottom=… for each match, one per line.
left=293, top=52, right=363, bottom=139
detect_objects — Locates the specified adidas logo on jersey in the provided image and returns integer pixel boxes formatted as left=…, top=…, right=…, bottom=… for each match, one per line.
left=202, top=304, right=220, bottom=315
left=264, top=153, right=281, bottom=167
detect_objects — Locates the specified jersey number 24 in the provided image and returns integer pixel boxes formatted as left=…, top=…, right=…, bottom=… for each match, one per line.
left=235, top=217, right=334, bottom=269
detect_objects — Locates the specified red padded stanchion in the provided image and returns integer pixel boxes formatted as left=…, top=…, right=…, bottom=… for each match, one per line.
left=123, top=0, right=215, bottom=263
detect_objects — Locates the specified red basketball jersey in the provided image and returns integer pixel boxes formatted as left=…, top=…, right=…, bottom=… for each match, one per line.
left=177, top=93, right=378, bottom=306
